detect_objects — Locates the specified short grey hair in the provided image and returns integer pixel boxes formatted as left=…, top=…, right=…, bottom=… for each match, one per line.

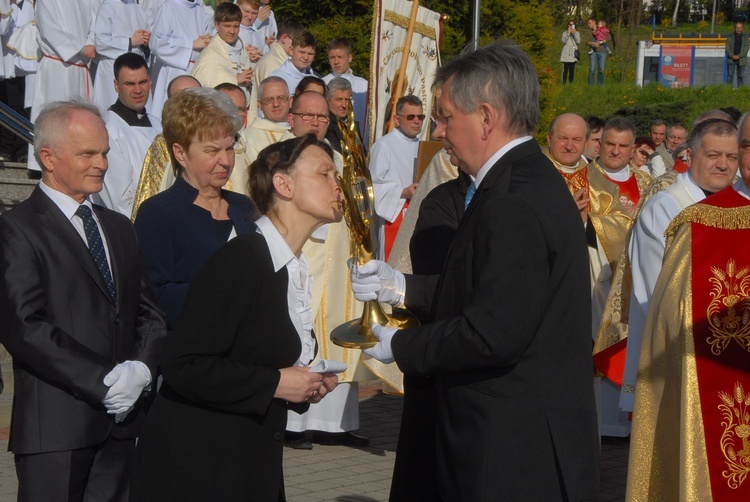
left=691, top=109, right=734, bottom=129
left=433, top=41, right=539, bottom=136
left=649, top=119, right=666, bottom=130
left=602, top=117, right=636, bottom=144
left=326, top=77, right=352, bottom=100
left=34, top=100, right=104, bottom=167
left=738, top=111, right=750, bottom=144
left=667, top=123, right=688, bottom=137
left=686, top=118, right=737, bottom=153
left=258, top=76, right=289, bottom=99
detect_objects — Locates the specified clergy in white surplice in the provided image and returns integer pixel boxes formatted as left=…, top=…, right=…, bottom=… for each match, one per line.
left=238, top=76, right=290, bottom=183
left=93, top=0, right=150, bottom=114
left=148, top=0, right=212, bottom=118
left=369, top=95, right=424, bottom=260
left=94, top=54, right=161, bottom=217
left=27, top=0, right=100, bottom=172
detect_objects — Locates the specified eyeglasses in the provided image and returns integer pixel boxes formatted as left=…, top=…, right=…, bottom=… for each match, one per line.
left=291, top=112, right=330, bottom=123
left=261, top=95, right=290, bottom=105
left=398, top=114, right=426, bottom=121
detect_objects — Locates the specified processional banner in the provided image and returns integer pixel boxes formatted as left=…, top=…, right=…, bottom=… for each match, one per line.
left=367, top=0, right=442, bottom=147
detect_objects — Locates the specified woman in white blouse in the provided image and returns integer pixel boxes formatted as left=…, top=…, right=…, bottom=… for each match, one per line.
left=131, top=133, right=342, bottom=502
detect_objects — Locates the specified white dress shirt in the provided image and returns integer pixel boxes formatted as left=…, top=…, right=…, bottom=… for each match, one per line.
left=39, top=181, right=112, bottom=270
left=255, top=215, right=315, bottom=365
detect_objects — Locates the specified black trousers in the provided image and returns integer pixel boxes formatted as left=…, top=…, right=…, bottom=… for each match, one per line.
left=562, top=62, right=576, bottom=83
left=15, top=435, right=135, bottom=502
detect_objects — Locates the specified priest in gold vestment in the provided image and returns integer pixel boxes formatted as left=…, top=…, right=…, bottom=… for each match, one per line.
left=545, top=114, right=649, bottom=437
left=627, top=178, right=750, bottom=501
left=628, top=115, right=749, bottom=500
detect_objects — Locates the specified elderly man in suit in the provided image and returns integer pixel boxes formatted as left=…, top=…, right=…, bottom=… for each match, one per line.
left=351, top=42, right=600, bottom=501
left=0, top=101, right=167, bottom=502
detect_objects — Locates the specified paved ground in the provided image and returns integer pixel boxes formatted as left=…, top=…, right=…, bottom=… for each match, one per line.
left=0, top=351, right=629, bottom=501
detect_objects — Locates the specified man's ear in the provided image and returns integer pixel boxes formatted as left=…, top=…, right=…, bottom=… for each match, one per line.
left=38, top=147, right=55, bottom=172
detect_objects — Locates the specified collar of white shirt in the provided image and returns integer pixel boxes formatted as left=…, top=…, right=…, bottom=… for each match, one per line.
left=474, top=136, right=533, bottom=188
left=255, top=215, right=298, bottom=272
left=393, top=127, right=419, bottom=143
left=735, top=178, right=750, bottom=200
left=39, top=181, right=98, bottom=224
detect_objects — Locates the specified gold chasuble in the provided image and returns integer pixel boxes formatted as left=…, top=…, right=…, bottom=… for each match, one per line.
left=131, top=134, right=172, bottom=222
left=627, top=187, right=750, bottom=501
left=586, top=162, right=635, bottom=264
left=593, top=167, right=652, bottom=385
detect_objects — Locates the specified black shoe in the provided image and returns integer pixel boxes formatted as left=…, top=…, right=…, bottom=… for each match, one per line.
left=284, top=431, right=313, bottom=450
left=312, top=431, right=370, bottom=447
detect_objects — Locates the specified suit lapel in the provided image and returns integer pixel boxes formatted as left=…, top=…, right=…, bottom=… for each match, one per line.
left=31, top=189, right=115, bottom=305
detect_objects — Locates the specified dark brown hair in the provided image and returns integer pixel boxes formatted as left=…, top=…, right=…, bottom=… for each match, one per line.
left=249, top=133, right=334, bottom=214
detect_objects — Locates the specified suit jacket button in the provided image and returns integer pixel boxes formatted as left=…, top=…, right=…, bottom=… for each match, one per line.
left=114, top=315, right=121, bottom=325
left=273, top=432, right=283, bottom=441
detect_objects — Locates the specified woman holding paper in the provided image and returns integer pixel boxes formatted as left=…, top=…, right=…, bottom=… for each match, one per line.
left=131, top=134, right=342, bottom=501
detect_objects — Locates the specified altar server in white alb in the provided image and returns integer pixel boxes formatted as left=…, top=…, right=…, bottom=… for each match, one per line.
left=93, top=0, right=151, bottom=114
left=149, top=0, right=213, bottom=117
left=0, top=0, right=35, bottom=163
left=269, top=30, right=317, bottom=98
left=191, top=3, right=253, bottom=100
left=95, top=53, right=162, bottom=217
left=27, top=0, right=100, bottom=173
left=369, top=95, right=424, bottom=260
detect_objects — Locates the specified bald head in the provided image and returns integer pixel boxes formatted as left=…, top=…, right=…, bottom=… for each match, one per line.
left=289, top=90, right=330, bottom=141
left=547, top=113, right=588, bottom=166
left=167, top=75, right=201, bottom=98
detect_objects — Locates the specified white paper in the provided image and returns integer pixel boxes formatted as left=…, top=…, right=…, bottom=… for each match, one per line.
left=309, top=359, right=348, bottom=374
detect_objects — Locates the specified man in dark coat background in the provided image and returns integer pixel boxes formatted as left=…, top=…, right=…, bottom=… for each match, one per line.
left=352, top=42, right=600, bottom=501
left=0, top=101, right=167, bottom=501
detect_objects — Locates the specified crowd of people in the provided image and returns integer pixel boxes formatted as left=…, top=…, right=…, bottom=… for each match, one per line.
left=1, top=1, right=750, bottom=501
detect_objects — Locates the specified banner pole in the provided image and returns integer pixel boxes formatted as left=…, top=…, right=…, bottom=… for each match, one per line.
left=386, top=0, right=420, bottom=133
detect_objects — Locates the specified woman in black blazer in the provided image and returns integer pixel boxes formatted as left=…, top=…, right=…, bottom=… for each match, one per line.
left=131, top=134, right=342, bottom=501
left=134, top=88, right=259, bottom=329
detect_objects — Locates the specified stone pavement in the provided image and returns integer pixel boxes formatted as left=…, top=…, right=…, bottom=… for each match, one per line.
left=0, top=352, right=629, bottom=501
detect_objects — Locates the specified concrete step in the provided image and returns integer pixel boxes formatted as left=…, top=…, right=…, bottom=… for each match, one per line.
left=0, top=161, right=35, bottom=213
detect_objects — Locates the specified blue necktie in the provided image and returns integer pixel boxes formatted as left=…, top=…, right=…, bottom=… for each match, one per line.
left=464, top=182, right=477, bottom=210
left=76, top=205, right=116, bottom=302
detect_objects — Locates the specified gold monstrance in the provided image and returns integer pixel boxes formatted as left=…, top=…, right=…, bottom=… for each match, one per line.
left=331, top=103, right=418, bottom=349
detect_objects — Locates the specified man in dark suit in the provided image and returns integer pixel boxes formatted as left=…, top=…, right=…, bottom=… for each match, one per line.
left=352, top=42, right=600, bottom=501
left=325, top=76, right=364, bottom=155
left=0, top=101, right=167, bottom=502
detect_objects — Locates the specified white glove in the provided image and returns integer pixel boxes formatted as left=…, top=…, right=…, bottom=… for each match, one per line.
left=363, top=323, right=397, bottom=364
left=350, top=260, right=405, bottom=306
left=102, top=360, right=152, bottom=414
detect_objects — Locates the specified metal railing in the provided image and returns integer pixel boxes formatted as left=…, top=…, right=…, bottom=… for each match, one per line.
left=0, top=101, right=33, bottom=145
left=651, top=32, right=727, bottom=46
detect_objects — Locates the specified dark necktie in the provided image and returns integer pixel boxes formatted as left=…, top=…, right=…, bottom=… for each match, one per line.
left=75, top=205, right=116, bottom=301
left=464, top=181, right=477, bottom=209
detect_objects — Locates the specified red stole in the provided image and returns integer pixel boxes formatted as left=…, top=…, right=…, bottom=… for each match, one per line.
left=558, top=166, right=590, bottom=211
left=674, top=158, right=688, bottom=173
left=690, top=187, right=750, bottom=499
left=605, top=172, right=640, bottom=217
